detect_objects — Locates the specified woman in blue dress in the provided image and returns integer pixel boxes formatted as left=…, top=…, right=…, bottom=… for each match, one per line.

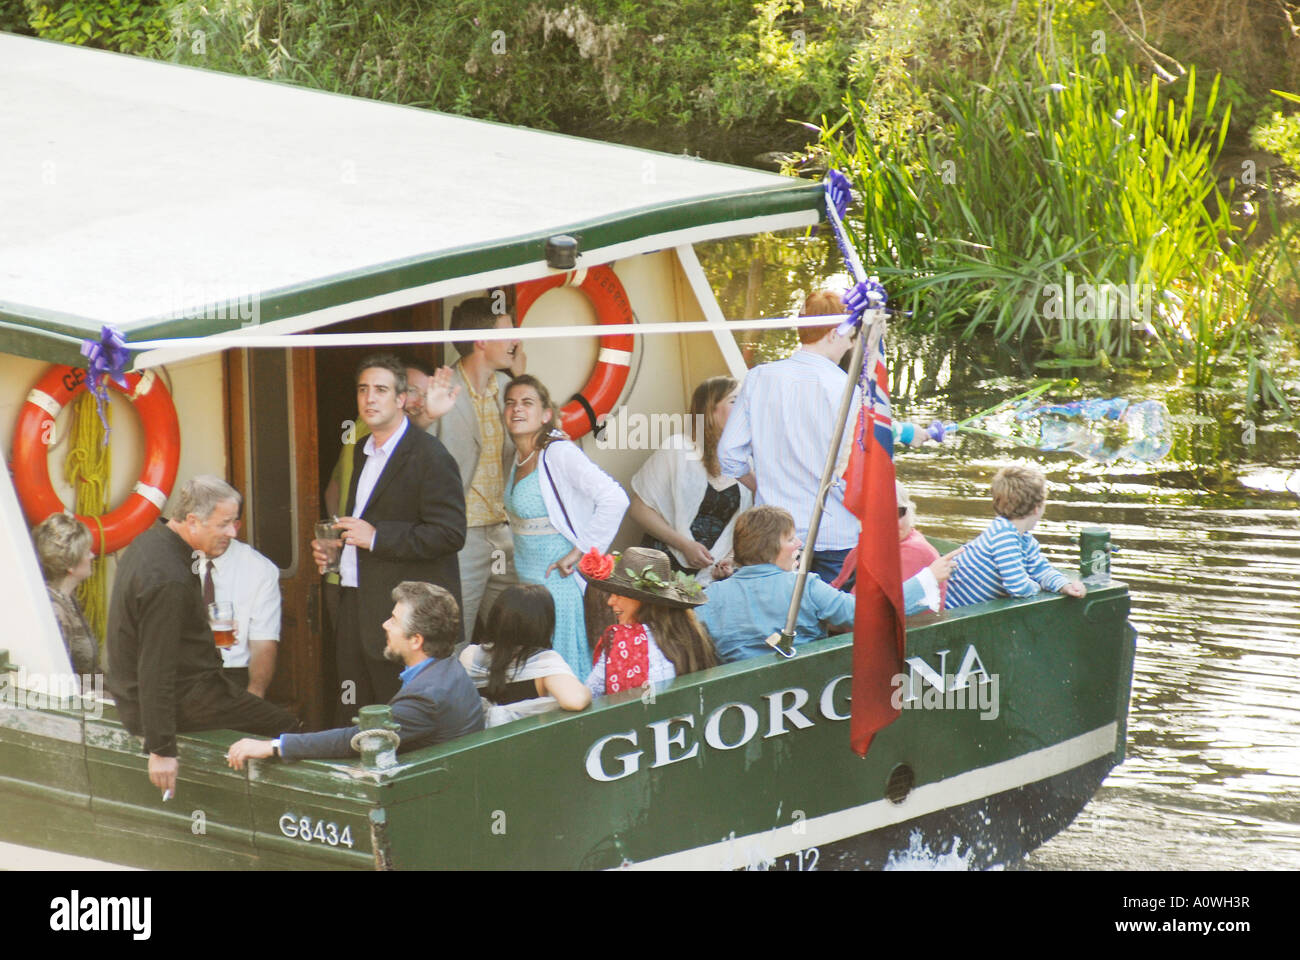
left=503, top=375, right=629, bottom=678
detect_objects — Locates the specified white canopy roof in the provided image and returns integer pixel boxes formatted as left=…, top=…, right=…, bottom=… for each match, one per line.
left=0, top=34, right=822, bottom=365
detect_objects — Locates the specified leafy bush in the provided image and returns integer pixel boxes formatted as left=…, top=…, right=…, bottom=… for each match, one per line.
left=1, top=0, right=35, bottom=33
left=1252, top=99, right=1300, bottom=172
left=22, top=0, right=171, bottom=56
left=163, top=0, right=864, bottom=132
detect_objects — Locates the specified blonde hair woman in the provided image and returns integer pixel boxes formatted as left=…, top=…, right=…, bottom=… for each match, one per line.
left=32, top=511, right=100, bottom=679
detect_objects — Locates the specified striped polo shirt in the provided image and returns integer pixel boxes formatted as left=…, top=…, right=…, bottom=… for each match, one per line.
left=946, top=515, right=1069, bottom=608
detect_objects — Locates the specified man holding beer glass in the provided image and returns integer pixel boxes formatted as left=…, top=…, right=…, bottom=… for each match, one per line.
left=313, top=355, right=467, bottom=724
left=201, top=503, right=281, bottom=697
left=106, top=475, right=301, bottom=799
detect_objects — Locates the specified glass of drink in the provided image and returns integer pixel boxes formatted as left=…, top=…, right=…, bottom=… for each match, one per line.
left=314, top=520, right=343, bottom=575
left=208, top=601, right=236, bottom=648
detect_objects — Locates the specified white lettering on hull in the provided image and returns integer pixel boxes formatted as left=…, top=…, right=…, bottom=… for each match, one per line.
left=584, top=671, right=855, bottom=782
left=582, top=646, right=992, bottom=783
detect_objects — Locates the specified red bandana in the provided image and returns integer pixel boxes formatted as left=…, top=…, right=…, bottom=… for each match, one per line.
left=596, top=623, right=651, bottom=693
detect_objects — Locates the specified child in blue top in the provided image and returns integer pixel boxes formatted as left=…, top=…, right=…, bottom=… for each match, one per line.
left=698, top=505, right=955, bottom=662
left=946, top=464, right=1086, bottom=608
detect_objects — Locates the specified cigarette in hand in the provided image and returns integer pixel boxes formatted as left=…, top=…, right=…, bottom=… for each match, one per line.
left=162, top=788, right=174, bottom=802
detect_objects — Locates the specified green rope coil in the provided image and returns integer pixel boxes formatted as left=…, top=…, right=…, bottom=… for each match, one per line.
left=63, top=391, right=112, bottom=646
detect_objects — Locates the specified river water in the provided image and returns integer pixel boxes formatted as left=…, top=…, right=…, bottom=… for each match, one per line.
left=697, top=234, right=1300, bottom=871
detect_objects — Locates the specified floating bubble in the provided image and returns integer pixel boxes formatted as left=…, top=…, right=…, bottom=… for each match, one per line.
left=1012, top=397, right=1172, bottom=463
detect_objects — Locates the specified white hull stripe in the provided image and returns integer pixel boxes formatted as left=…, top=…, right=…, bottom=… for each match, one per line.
left=628, top=722, right=1119, bottom=870
left=596, top=348, right=633, bottom=367
left=25, top=388, right=61, bottom=419
left=133, top=482, right=168, bottom=510
left=0, top=839, right=140, bottom=871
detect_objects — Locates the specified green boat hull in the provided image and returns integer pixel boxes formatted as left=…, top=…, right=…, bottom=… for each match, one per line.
left=0, top=583, right=1134, bottom=870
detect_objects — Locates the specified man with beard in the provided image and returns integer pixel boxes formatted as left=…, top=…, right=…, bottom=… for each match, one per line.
left=225, top=581, right=482, bottom=765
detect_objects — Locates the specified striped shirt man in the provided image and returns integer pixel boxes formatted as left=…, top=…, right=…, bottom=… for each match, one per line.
left=718, top=351, right=863, bottom=552
left=946, top=515, right=1069, bottom=608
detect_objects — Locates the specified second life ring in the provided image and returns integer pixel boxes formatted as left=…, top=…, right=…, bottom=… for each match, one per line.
left=514, top=265, right=635, bottom=439
left=11, top=365, right=181, bottom=555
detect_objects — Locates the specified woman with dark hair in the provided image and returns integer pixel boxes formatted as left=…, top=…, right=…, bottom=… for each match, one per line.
left=629, top=376, right=751, bottom=584
left=502, top=375, right=629, bottom=678
left=32, top=511, right=99, bottom=680
left=459, top=584, right=591, bottom=726
left=578, top=547, right=718, bottom=695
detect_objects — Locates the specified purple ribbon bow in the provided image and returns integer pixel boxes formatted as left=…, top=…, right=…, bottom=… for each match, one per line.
left=80, top=325, right=131, bottom=437
left=837, top=277, right=888, bottom=337
left=824, top=169, right=853, bottom=222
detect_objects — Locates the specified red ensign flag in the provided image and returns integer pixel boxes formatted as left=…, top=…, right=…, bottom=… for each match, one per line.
left=844, top=331, right=906, bottom=756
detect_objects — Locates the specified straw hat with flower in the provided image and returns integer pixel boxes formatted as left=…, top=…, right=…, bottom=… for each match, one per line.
left=578, top=546, right=705, bottom=609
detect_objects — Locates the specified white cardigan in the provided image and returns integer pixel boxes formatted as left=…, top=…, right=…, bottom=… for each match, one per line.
left=630, top=433, right=751, bottom=586
left=536, top=438, right=629, bottom=578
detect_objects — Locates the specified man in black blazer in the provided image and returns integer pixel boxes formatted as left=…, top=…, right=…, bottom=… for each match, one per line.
left=314, top=355, right=466, bottom=722
left=226, top=581, right=483, bottom=766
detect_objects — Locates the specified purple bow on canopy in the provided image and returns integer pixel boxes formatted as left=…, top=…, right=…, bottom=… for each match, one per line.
left=80, top=325, right=131, bottom=437
left=837, top=277, right=888, bottom=337
left=824, top=169, right=854, bottom=223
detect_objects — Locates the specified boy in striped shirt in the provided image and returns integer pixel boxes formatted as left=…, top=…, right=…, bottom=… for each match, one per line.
left=946, top=464, right=1087, bottom=608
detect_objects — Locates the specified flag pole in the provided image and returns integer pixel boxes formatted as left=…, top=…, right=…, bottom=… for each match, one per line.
left=767, top=316, right=871, bottom=658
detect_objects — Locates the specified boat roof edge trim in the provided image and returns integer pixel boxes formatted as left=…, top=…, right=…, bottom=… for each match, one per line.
left=129, top=208, right=820, bottom=370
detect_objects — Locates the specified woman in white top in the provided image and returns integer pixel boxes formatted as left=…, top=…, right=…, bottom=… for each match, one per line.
left=578, top=546, right=718, bottom=696
left=629, top=376, right=751, bottom=585
left=503, top=375, right=629, bottom=678
left=460, top=584, right=591, bottom=727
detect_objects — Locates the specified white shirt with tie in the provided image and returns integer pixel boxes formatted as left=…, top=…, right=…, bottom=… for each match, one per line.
left=203, top=538, right=281, bottom=669
left=339, top=415, right=407, bottom=588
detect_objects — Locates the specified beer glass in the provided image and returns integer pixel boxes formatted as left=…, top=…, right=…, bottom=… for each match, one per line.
left=208, top=601, right=236, bottom=648
left=314, top=520, right=343, bottom=575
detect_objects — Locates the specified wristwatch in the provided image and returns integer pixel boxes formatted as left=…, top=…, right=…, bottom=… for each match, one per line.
left=270, top=739, right=282, bottom=758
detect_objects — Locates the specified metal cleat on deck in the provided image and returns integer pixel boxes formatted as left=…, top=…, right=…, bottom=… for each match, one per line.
left=349, top=705, right=402, bottom=770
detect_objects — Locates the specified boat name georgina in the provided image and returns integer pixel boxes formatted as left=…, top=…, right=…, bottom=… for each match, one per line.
left=584, top=644, right=994, bottom=782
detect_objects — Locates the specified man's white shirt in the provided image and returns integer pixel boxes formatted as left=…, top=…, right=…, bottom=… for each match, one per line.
left=339, top=415, right=408, bottom=587
left=204, top=539, right=281, bottom=669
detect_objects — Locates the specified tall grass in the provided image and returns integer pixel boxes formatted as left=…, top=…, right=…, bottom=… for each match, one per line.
left=819, top=53, right=1287, bottom=383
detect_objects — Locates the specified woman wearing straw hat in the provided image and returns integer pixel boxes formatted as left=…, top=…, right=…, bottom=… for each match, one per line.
left=577, top=546, right=718, bottom=695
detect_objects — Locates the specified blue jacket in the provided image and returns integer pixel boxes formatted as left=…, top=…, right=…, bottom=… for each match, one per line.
left=279, top=656, right=483, bottom=761
left=697, top=564, right=932, bottom=662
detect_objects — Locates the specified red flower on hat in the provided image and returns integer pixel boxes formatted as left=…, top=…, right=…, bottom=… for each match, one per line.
left=578, top=547, right=615, bottom=581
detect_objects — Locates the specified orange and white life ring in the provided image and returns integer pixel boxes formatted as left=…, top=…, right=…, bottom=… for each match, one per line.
left=514, top=265, right=634, bottom=439
left=12, top=365, right=181, bottom=555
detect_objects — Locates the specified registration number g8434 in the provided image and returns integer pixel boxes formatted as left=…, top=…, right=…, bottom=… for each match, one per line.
left=278, top=813, right=355, bottom=848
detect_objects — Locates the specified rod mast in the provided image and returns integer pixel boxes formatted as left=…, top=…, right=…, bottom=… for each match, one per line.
left=767, top=324, right=870, bottom=657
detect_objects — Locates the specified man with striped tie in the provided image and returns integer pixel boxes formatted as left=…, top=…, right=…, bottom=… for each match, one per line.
left=107, top=475, right=302, bottom=799
left=717, top=289, right=864, bottom=590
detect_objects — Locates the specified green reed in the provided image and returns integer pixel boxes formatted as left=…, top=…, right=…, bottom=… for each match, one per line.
left=819, top=53, right=1281, bottom=385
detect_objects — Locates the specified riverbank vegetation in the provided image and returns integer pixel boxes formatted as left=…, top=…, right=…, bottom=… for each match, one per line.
left=802, top=0, right=1299, bottom=399
left=6, top=0, right=1298, bottom=397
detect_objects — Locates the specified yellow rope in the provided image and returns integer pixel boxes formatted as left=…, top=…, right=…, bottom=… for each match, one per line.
left=63, top=390, right=112, bottom=645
